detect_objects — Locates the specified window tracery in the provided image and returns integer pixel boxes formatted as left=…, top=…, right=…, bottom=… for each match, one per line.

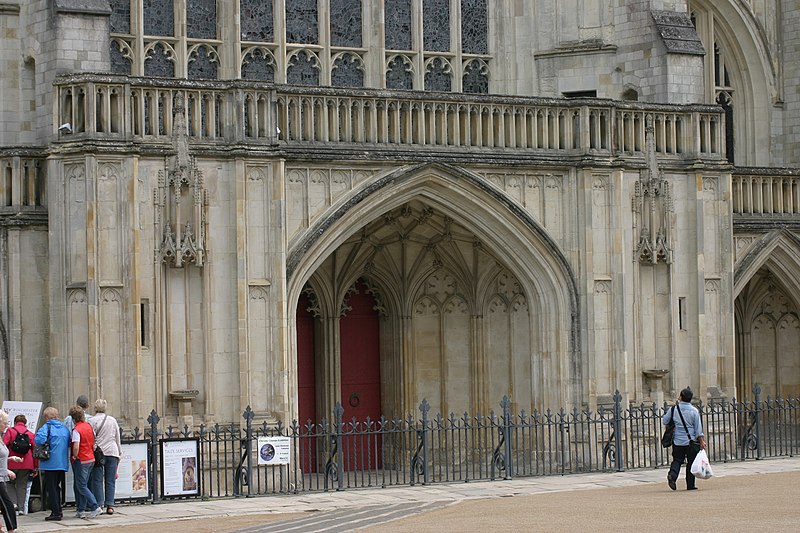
left=241, top=48, right=276, bottom=81
left=187, top=44, right=218, bottom=80
left=385, top=0, right=412, bottom=50
left=109, top=0, right=130, bottom=34
left=331, top=0, right=362, bottom=48
left=423, top=0, right=450, bottom=52
left=287, top=50, right=321, bottom=85
left=331, top=53, right=364, bottom=88
left=462, top=59, right=488, bottom=93
left=425, top=57, right=452, bottom=92
left=187, top=0, right=216, bottom=40
left=144, top=42, right=176, bottom=77
left=143, top=0, right=174, bottom=36
left=386, top=55, right=414, bottom=90
left=461, top=0, right=487, bottom=54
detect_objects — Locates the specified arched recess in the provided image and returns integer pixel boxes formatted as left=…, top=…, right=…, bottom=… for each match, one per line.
left=734, top=230, right=800, bottom=398
left=690, top=0, right=779, bottom=166
left=286, top=163, right=581, bottom=420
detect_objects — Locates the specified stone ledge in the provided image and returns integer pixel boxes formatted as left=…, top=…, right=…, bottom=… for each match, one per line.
left=54, top=0, right=112, bottom=16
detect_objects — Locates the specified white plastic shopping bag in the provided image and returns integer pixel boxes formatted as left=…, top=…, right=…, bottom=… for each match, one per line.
left=690, top=449, right=714, bottom=479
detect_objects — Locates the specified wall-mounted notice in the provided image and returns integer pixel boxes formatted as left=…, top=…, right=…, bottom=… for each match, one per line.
left=116, top=441, right=150, bottom=500
left=160, top=438, right=200, bottom=497
left=257, top=436, right=291, bottom=465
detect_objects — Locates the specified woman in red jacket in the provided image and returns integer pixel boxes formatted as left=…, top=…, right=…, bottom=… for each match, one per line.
left=2, top=415, right=36, bottom=515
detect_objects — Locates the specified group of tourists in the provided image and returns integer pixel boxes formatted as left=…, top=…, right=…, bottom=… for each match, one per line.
left=0, top=395, right=121, bottom=527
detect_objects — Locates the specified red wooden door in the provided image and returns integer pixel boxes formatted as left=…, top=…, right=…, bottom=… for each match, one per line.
left=339, top=280, right=382, bottom=469
left=296, top=292, right=317, bottom=473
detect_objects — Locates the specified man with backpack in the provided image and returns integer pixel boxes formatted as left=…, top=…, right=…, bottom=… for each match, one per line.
left=2, top=415, right=36, bottom=514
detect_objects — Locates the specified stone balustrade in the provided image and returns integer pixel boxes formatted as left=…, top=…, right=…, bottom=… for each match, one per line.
left=53, top=74, right=727, bottom=159
left=0, top=152, right=46, bottom=209
left=733, top=170, right=800, bottom=217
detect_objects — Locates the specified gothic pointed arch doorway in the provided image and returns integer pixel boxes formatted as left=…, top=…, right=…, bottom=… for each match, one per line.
left=288, top=163, right=581, bottom=425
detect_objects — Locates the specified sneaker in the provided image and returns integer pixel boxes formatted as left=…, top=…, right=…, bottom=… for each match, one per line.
left=667, top=474, right=677, bottom=491
left=75, top=511, right=86, bottom=518
left=687, top=486, right=698, bottom=490
left=45, top=514, right=63, bottom=521
left=87, top=507, right=102, bottom=518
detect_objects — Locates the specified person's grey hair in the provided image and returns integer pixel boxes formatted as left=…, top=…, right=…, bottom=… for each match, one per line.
left=0, top=411, right=8, bottom=424
left=94, top=398, right=108, bottom=413
left=76, top=395, right=89, bottom=409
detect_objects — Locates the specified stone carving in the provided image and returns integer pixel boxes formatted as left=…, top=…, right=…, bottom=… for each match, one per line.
left=155, top=93, right=207, bottom=268
left=633, top=115, right=673, bottom=264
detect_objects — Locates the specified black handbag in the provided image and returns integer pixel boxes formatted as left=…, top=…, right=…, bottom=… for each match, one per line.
left=661, top=405, right=676, bottom=447
left=32, top=424, right=51, bottom=460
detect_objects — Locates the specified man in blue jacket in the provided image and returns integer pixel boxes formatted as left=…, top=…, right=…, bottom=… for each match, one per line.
left=663, top=387, right=707, bottom=491
left=34, top=407, right=71, bottom=521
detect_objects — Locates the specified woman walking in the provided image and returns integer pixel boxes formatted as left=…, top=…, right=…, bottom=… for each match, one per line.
left=89, top=399, right=122, bottom=515
left=0, top=411, right=20, bottom=532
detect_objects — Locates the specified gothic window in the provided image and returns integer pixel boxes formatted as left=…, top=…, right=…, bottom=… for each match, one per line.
left=110, top=40, right=132, bottom=75
left=188, top=45, right=218, bottom=79
left=331, top=0, right=362, bottom=48
left=386, top=56, right=413, bottom=90
left=424, top=57, right=451, bottom=91
left=423, top=0, right=450, bottom=52
left=461, top=0, right=487, bottom=54
left=385, top=0, right=412, bottom=50
left=331, top=53, right=364, bottom=87
left=187, top=0, right=217, bottom=40
left=240, top=0, right=274, bottom=42
left=242, top=48, right=275, bottom=81
left=462, top=59, right=487, bottom=93
left=109, top=0, right=131, bottom=34
left=286, top=0, right=318, bottom=45
left=717, top=91, right=735, bottom=163
left=287, top=50, right=320, bottom=85
left=144, top=43, right=175, bottom=77
left=143, top=0, right=174, bottom=36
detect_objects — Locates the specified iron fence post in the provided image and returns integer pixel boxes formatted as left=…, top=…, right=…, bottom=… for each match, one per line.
left=754, top=384, right=762, bottom=460
left=613, top=390, right=624, bottom=472
left=335, top=403, right=344, bottom=491
left=147, top=410, right=160, bottom=503
left=420, top=399, right=430, bottom=485
left=503, top=396, right=513, bottom=479
left=244, top=406, right=254, bottom=497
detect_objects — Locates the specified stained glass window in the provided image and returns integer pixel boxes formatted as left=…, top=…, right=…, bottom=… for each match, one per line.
left=109, top=0, right=131, bottom=34
left=188, top=46, right=217, bottom=79
left=144, top=43, right=174, bottom=77
left=461, top=0, right=487, bottom=54
left=187, top=0, right=216, bottom=40
left=286, top=0, right=318, bottom=45
left=143, top=0, right=174, bottom=37
left=423, top=0, right=449, bottom=52
left=386, top=56, right=413, bottom=90
left=424, top=57, right=451, bottom=91
left=331, top=53, right=364, bottom=87
left=287, top=51, right=320, bottom=85
left=331, top=0, right=362, bottom=47
left=385, top=0, right=412, bottom=50
left=110, top=41, right=132, bottom=75
left=241, top=49, right=275, bottom=81
left=240, top=0, right=274, bottom=42
left=462, top=59, right=488, bottom=93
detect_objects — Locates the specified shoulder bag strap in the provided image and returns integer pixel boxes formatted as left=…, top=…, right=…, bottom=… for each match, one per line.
left=95, top=414, right=108, bottom=439
left=675, top=403, right=693, bottom=440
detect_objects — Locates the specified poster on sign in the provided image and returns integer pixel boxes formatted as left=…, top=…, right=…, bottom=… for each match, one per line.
left=257, top=436, right=291, bottom=465
left=1, top=401, right=43, bottom=432
left=160, top=438, right=200, bottom=497
left=115, top=441, right=150, bottom=500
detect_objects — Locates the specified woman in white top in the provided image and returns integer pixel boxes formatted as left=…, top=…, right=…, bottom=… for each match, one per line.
left=0, top=410, right=20, bottom=532
left=88, top=399, right=122, bottom=515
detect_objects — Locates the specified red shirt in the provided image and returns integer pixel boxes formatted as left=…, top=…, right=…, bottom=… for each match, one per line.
left=72, top=421, right=95, bottom=464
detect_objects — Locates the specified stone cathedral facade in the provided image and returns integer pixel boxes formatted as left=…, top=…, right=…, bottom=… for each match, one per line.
left=1, top=0, right=799, bottom=431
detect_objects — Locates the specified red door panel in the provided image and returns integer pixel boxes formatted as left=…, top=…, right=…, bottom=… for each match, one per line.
left=296, top=293, right=317, bottom=473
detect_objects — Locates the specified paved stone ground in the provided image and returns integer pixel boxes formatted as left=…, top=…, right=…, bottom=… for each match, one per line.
left=16, top=457, right=800, bottom=532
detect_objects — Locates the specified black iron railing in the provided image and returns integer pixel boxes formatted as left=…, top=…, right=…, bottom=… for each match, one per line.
left=120, top=385, right=799, bottom=501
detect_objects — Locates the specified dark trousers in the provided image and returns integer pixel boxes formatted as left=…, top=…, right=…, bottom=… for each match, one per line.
left=669, top=443, right=700, bottom=489
left=43, top=470, right=65, bottom=517
left=0, top=482, right=17, bottom=531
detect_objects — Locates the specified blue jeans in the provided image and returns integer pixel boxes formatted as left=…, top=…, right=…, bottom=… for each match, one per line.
left=90, top=456, right=118, bottom=508
left=72, top=461, right=97, bottom=512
